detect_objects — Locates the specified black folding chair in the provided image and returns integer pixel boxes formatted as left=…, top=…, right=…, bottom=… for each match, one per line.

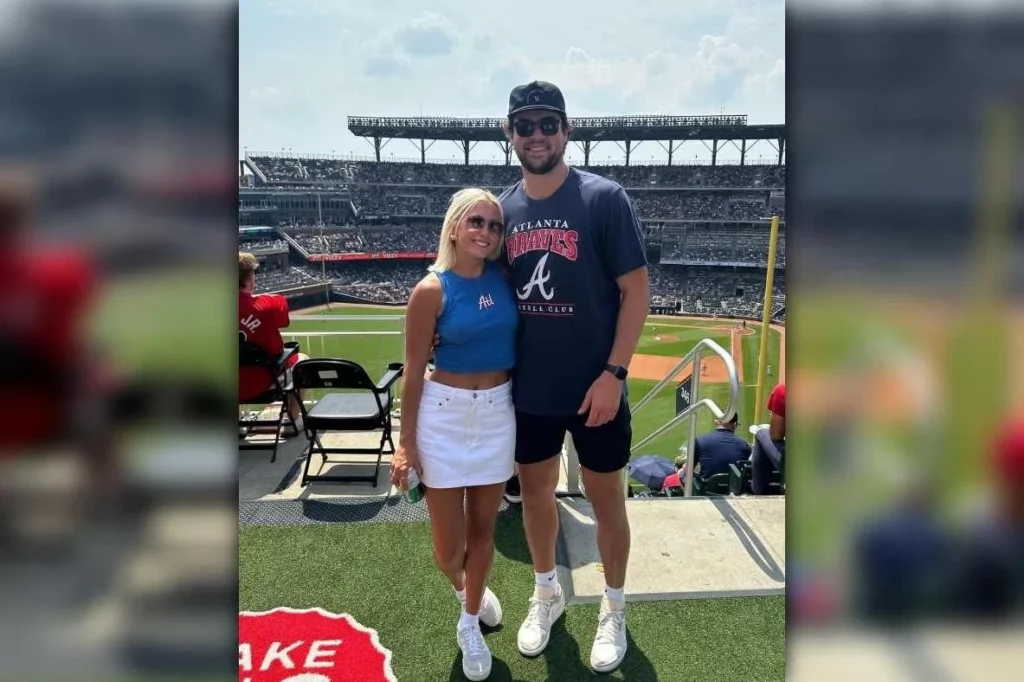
left=291, top=359, right=404, bottom=487
left=238, top=334, right=300, bottom=462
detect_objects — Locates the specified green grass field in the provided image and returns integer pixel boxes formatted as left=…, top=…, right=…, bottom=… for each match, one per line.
left=240, top=517, right=785, bottom=682
left=283, top=305, right=783, bottom=464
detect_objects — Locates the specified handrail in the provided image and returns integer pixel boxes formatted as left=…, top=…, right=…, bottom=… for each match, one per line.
left=628, top=337, right=741, bottom=497
left=630, top=338, right=739, bottom=423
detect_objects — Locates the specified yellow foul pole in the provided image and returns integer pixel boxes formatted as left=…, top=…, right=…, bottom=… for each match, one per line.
left=753, top=215, right=781, bottom=425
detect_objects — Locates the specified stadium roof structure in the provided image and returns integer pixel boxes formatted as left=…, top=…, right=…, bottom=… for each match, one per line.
left=347, top=115, right=785, bottom=167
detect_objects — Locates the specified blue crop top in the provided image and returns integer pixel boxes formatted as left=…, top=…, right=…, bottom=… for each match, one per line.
left=433, top=262, right=518, bottom=373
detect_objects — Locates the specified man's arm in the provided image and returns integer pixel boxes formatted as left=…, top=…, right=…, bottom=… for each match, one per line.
left=770, top=412, right=785, bottom=442
left=579, top=185, right=650, bottom=426
left=604, top=187, right=650, bottom=370
left=607, top=266, right=649, bottom=369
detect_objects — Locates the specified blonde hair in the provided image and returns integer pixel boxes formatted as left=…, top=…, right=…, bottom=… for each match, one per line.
left=429, top=188, right=503, bottom=273
left=239, top=251, right=259, bottom=288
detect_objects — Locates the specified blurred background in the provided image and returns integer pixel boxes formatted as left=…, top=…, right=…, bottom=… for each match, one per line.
left=1, top=0, right=1023, bottom=679
left=0, top=0, right=235, bottom=679
left=787, top=1, right=1024, bottom=680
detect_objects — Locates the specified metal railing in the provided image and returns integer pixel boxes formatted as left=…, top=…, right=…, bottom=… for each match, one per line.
left=563, top=338, right=740, bottom=498
left=634, top=338, right=739, bottom=497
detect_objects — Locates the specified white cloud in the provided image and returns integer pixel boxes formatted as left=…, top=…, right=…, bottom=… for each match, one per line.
left=394, top=11, right=458, bottom=57
left=240, top=0, right=785, bottom=158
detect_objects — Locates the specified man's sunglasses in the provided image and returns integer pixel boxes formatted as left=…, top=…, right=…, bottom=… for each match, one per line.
left=467, top=215, right=504, bottom=234
left=512, top=116, right=562, bottom=137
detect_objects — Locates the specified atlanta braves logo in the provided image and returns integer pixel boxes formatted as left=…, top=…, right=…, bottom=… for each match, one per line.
left=516, top=252, right=555, bottom=301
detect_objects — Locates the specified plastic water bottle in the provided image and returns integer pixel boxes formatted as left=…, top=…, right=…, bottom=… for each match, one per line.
left=405, top=468, right=425, bottom=504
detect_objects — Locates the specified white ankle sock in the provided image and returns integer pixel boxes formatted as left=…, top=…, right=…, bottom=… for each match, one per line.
left=459, top=610, right=479, bottom=630
left=532, top=569, right=557, bottom=585
left=535, top=569, right=558, bottom=588
left=454, top=585, right=467, bottom=601
left=604, top=585, right=625, bottom=603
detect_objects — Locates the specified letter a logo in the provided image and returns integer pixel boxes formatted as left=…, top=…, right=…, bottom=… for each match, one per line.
left=517, top=252, right=555, bottom=301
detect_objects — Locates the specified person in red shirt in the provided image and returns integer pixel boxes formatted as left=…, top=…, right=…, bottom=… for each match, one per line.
left=238, top=252, right=307, bottom=428
left=767, top=382, right=786, bottom=441
left=0, top=168, right=120, bottom=515
left=752, top=382, right=786, bottom=494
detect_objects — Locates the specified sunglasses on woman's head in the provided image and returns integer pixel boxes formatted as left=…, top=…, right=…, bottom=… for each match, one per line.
left=513, top=116, right=562, bottom=137
left=466, top=215, right=504, bottom=234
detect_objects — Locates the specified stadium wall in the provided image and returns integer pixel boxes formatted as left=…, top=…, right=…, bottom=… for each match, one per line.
left=275, top=287, right=406, bottom=309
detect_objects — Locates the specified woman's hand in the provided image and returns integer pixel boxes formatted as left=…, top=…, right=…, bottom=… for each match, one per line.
left=390, top=443, right=422, bottom=490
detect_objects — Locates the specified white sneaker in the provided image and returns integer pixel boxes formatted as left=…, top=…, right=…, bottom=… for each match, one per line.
left=517, top=583, right=566, bottom=657
left=457, top=622, right=492, bottom=681
left=590, top=597, right=627, bottom=673
left=458, top=587, right=503, bottom=628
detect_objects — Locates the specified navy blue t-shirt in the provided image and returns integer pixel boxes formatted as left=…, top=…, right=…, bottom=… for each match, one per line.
left=499, top=168, right=647, bottom=416
left=693, top=428, right=752, bottom=481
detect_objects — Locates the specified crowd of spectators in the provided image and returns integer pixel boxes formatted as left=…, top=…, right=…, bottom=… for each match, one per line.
left=248, top=157, right=786, bottom=190
left=347, top=184, right=782, bottom=221
left=660, top=227, right=787, bottom=267
left=284, top=226, right=440, bottom=254
left=240, top=159, right=788, bottom=316
left=248, top=259, right=786, bottom=323
left=246, top=221, right=786, bottom=268
left=289, top=232, right=364, bottom=255
left=238, top=237, right=287, bottom=253
left=645, top=265, right=786, bottom=318
left=251, top=264, right=325, bottom=294
left=326, top=261, right=428, bottom=304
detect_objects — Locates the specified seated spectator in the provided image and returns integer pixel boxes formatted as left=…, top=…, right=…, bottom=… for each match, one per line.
left=768, top=381, right=785, bottom=441
left=752, top=382, right=785, bottom=494
left=0, top=168, right=121, bottom=502
left=951, top=417, right=1024, bottom=620
left=238, top=252, right=308, bottom=428
left=692, top=413, right=751, bottom=483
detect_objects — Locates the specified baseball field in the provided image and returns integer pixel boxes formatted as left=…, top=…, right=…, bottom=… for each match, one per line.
left=283, top=303, right=785, bottom=464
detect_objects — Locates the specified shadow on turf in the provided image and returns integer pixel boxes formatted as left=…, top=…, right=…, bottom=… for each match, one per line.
left=447, top=626, right=656, bottom=681
left=493, top=506, right=534, bottom=566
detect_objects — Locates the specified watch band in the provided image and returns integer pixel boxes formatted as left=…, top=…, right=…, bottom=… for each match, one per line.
left=605, top=364, right=628, bottom=380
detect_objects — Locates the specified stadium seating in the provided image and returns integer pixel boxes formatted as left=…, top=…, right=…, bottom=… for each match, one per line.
left=238, top=158, right=787, bottom=315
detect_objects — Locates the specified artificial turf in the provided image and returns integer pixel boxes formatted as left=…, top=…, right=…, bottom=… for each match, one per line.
left=239, top=518, right=785, bottom=681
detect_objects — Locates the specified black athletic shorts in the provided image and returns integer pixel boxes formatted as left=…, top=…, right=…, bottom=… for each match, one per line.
left=514, top=395, right=632, bottom=474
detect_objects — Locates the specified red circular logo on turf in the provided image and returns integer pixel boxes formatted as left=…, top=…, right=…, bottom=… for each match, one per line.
left=239, top=608, right=396, bottom=682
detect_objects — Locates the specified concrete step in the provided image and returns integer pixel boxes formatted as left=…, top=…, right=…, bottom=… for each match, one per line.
left=556, top=496, right=786, bottom=603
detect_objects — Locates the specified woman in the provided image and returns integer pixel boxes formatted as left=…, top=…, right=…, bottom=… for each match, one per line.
left=389, top=187, right=517, bottom=681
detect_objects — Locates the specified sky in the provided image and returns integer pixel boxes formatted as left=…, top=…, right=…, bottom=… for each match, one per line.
left=239, top=0, right=785, bottom=165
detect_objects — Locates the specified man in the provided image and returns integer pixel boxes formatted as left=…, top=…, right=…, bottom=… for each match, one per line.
left=767, top=381, right=785, bottom=442
left=498, top=81, right=649, bottom=673
left=238, top=252, right=307, bottom=427
left=951, top=416, right=1024, bottom=620
left=0, top=168, right=121, bottom=524
left=693, top=413, right=751, bottom=482
left=752, top=382, right=785, bottom=494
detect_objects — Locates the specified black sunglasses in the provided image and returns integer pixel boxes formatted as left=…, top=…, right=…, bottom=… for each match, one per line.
left=512, top=116, right=562, bottom=138
left=467, top=215, right=504, bottom=234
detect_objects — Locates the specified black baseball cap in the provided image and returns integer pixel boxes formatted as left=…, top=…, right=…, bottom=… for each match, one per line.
left=507, top=81, right=567, bottom=119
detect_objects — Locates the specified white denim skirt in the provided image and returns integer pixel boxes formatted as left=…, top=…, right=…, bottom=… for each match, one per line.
left=416, top=379, right=515, bottom=489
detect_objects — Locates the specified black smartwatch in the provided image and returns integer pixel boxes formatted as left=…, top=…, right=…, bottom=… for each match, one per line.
left=605, top=364, right=628, bottom=380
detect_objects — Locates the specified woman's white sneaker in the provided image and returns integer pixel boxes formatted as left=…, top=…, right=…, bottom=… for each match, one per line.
left=516, top=583, right=566, bottom=657
left=457, top=587, right=502, bottom=628
left=589, top=597, right=627, bottom=673
left=457, top=622, right=492, bottom=681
